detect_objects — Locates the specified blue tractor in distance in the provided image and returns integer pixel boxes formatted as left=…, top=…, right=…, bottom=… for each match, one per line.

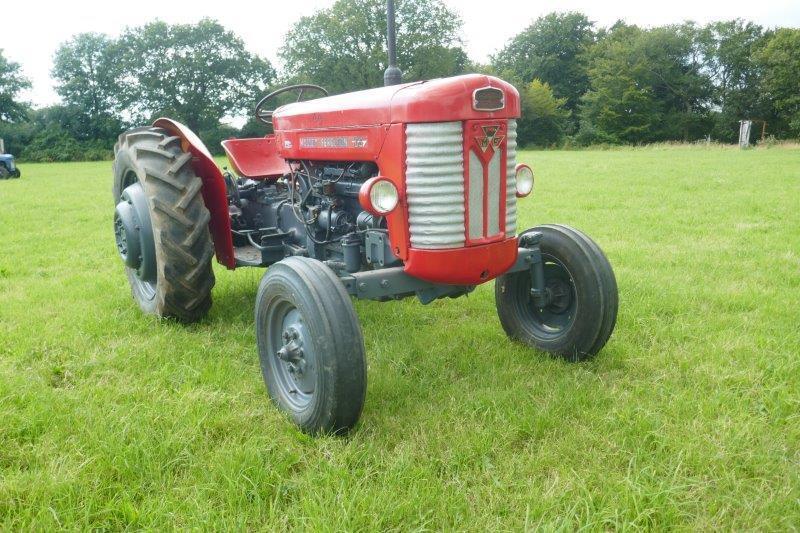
left=0, top=152, right=21, bottom=179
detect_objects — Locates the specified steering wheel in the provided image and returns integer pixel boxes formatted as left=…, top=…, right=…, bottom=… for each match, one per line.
left=254, top=84, right=329, bottom=125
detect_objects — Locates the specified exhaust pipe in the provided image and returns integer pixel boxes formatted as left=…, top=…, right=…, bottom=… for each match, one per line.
left=383, top=0, right=402, bottom=86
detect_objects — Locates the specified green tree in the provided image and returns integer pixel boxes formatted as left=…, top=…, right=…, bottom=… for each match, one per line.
left=52, top=33, right=123, bottom=142
left=756, top=28, right=800, bottom=137
left=698, top=20, right=769, bottom=141
left=116, top=19, right=275, bottom=132
left=491, top=12, right=594, bottom=125
left=0, top=118, right=35, bottom=156
left=518, top=80, right=570, bottom=147
left=279, top=0, right=466, bottom=93
left=579, top=24, right=711, bottom=144
left=0, top=50, right=31, bottom=123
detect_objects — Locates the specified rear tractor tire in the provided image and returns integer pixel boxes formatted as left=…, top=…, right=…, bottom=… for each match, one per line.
left=255, top=257, right=367, bottom=435
left=495, top=224, right=618, bottom=361
left=112, top=127, right=215, bottom=322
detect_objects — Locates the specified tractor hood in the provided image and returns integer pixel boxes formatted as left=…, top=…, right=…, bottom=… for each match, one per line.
left=271, top=74, right=520, bottom=131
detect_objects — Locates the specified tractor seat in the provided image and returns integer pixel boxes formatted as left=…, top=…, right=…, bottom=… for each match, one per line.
left=221, top=136, right=290, bottom=180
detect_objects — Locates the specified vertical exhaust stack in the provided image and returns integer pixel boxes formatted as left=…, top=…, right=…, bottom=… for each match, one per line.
left=383, top=0, right=402, bottom=86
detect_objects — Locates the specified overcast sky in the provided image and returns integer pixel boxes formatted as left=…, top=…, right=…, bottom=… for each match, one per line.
left=2, top=0, right=799, bottom=109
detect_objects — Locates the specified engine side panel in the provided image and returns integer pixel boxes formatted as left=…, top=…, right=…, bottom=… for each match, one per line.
left=276, top=126, right=387, bottom=162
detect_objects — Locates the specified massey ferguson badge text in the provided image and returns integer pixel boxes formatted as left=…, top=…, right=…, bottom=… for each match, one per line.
left=299, top=136, right=368, bottom=148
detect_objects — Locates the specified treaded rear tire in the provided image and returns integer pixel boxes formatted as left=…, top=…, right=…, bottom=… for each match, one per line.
left=255, top=257, right=367, bottom=434
left=113, top=126, right=215, bottom=322
left=495, top=224, right=618, bottom=361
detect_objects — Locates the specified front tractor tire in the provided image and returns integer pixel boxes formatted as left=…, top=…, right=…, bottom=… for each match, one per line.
left=255, top=257, right=367, bottom=435
left=496, top=224, right=618, bottom=361
left=112, top=127, right=215, bottom=322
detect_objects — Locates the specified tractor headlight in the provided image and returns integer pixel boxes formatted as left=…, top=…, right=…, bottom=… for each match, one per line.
left=359, top=177, right=399, bottom=215
left=515, top=164, right=534, bottom=197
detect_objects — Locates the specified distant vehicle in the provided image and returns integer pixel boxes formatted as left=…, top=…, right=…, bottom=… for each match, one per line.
left=0, top=153, right=21, bottom=179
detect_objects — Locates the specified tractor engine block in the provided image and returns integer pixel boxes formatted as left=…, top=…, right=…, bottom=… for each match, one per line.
left=228, top=160, right=390, bottom=270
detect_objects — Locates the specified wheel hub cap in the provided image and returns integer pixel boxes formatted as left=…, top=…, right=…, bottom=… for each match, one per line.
left=545, top=278, right=572, bottom=313
left=269, top=306, right=316, bottom=410
left=277, top=327, right=306, bottom=374
left=114, top=182, right=156, bottom=283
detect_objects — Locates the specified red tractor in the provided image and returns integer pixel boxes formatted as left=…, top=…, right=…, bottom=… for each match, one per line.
left=112, top=8, right=617, bottom=434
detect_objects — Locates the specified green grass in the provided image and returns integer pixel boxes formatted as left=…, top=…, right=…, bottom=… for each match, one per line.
left=1, top=145, right=799, bottom=529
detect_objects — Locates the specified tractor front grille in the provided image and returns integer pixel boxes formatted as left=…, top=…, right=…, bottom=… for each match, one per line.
left=404, top=119, right=518, bottom=249
left=405, top=122, right=466, bottom=249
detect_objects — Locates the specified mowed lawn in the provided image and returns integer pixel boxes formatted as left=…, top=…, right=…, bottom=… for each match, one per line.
left=1, top=146, right=799, bottom=529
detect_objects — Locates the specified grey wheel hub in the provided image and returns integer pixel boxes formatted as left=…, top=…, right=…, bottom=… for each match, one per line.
left=529, top=257, right=577, bottom=336
left=269, top=304, right=317, bottom=411
left=277, top=326, right=307, bottom=375
left=114, top=182, right=157, bottom=286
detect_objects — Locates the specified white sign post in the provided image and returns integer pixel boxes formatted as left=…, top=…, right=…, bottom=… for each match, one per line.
left=739, top=120, right=752, bottom=148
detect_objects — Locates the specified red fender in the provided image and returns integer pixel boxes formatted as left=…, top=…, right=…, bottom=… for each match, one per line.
left=153, top=118, right=235, bottom=269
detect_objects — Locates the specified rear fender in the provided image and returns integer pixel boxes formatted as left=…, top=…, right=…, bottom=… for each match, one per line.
left=153, top=118, right=235, bottom=269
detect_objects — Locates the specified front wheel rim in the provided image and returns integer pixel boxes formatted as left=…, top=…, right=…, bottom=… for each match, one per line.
left=528, top=254, right=578, bottom=338
left=266, top=299, right=317, bottom=411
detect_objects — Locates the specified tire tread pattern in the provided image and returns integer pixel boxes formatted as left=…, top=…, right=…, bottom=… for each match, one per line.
left=113, top=127, right=215, bottom=322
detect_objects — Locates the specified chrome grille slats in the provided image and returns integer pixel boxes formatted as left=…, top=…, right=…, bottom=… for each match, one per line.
left=467, top=150, right=483, bottom=240
left=406, top=150, right=462, bottom=161
left=405, top=183, right=462, bottom=193
left=405, top=122, right=465, bottom=249
left=487, top=149, right=501, bottom=236
left=404, top=119, right=519, bottom=249
left=505, top=120, right=518, bottom=237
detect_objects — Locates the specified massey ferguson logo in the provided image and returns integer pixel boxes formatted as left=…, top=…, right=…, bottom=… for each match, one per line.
left=475, top=125, right=505, bottom=153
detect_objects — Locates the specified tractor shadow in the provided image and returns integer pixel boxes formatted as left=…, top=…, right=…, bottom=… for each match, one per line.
left=207, top=278, right=622, bottom=436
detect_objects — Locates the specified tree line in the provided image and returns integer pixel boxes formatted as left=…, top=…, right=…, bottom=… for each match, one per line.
left=0, top=0, right=798, bottom=161
left=495, top=15, right=800, bottom=146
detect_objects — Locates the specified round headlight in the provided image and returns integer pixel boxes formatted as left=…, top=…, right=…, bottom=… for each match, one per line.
left=515, top=164, right=534, bottom=197
left=370, top=179, right=399, bottom=213
left=359, top=177, right=399, bottom=215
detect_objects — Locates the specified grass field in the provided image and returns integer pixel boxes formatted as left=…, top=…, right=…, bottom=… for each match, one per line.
left=1, top=145, right=799, bottom=529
